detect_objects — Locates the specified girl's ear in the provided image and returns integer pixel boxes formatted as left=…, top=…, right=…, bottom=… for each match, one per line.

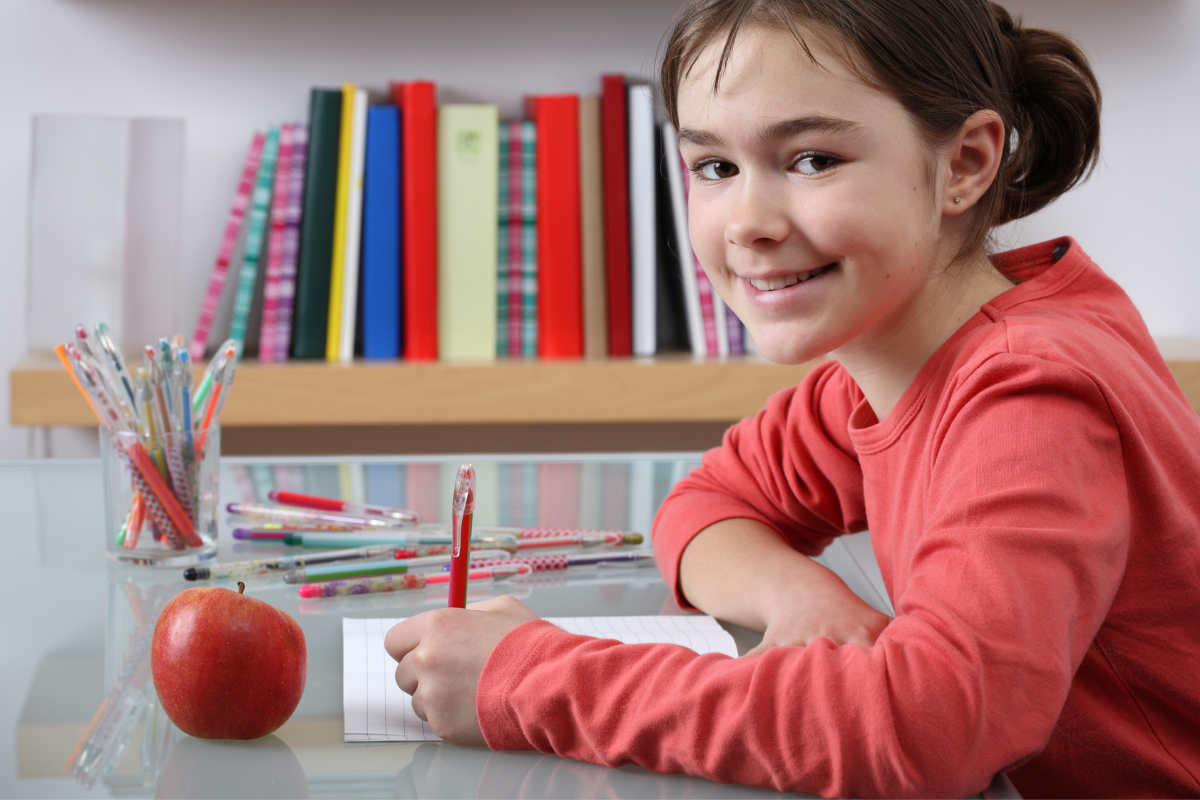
left=943, top=110, right=1005, bottom=215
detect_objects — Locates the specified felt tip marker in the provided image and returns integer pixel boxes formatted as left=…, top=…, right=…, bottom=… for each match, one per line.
left=268, top=490, right=420, bottom=525
left=282, top=549, right=511, bottom=583
left=297, top=563, right=530, bottom=599
left=183, top=544, right=396, bottom=580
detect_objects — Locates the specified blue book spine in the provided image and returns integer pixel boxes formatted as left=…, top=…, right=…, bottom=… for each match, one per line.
left=362, top=105, right=402, bottom=359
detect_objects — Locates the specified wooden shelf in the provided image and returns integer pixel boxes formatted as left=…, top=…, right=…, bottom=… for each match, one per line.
left=13, top=339, right=1199, bottom=429
left=10, top=353, right=815, bottom=427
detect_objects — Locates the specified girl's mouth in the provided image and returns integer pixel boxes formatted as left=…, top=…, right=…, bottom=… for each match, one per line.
left=745, top=264, right=835, bottom=291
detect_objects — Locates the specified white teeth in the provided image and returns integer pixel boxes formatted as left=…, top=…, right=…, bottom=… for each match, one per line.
left=747, top=265, right=830, bottom=291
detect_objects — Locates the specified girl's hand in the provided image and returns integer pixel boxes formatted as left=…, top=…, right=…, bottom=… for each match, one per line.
left=744, top=563, right=892, bottom=655
left=679, top=519, right=893, bottom=654
left=384, top=595, right=541, bottom=745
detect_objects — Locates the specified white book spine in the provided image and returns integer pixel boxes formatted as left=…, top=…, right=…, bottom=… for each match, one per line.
left=662, top=121, right=706, bottom=358
left=338, top=88, right=369, bottom=364
left=627, top=84, right=657, bottom=358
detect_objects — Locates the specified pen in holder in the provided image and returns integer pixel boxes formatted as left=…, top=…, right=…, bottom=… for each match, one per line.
left=102, top=425, right=220, bottom=566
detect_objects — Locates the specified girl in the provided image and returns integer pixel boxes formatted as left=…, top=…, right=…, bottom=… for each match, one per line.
left=385, top=1, right=1200, bottom=796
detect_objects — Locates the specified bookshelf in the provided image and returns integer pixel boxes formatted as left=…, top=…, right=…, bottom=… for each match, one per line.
left=12, top=342, right=1200, bottom=429
left=9, top=353, right=815, bottom=427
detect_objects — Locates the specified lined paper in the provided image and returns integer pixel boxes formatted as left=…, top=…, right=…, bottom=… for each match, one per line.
left=343, top=615, right=738, bottom=742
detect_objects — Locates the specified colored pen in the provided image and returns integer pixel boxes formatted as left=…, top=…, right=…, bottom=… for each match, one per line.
left=191, top=338, right=235, bottom=415
left=226, top=502, right=406, bottom=529
left=264, top=530, right=518, bottom=552
left=297, top=563, right=529, bottom=599
left=408, top=525, right=643, bottom=547
left=281, top=550, right=509, bottom=584
left=448, top=550, right=657, bottom=572
left=449, top=464, right=476, bottom=609
left=183, top=544, right=397, bottom=580
left=268, top=490, right=420, bottom=525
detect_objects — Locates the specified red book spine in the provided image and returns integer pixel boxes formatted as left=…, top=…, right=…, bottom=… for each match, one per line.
left=601, top=75, right=632, bottom=357
left=392, top=81, right=438, bottom=361
left=527, top=95, right=582, bottom=358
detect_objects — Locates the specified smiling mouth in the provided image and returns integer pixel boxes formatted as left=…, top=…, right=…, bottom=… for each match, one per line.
left=746, top=264, right=835, bottom=291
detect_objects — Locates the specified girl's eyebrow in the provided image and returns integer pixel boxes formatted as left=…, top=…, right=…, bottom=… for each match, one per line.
left=678, top=114, right=862, bottom=148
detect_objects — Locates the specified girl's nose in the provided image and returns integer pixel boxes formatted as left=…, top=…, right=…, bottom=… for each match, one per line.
left=725, top=179, right=791, bottom=249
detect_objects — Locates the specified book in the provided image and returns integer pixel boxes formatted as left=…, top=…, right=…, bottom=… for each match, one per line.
left=654, top=125, right=690, bottom=354
left=391, top=81, right=439, bottom=362
left=519, top=120, right=538, bottom=358
left=361, top=105, right=402, bottom=360
left=497, top=122, right=510, bottom=356
left=274, top=124, right=307, bottom=362
left=601, top=74, right=633, bottom=357
left=579, top=95, right=608, bottom=358
left=526, top=94, right=582, bottom=358
left=292, top=88, right=342, bottom=359
left=258, top=124, right=294, bottom=362
left=190, top=131, right=264, bottom=360
left=343, top=615, right=738, bottom=742
left=228, top=126, right=279, bottom=351
left=726, top=306, right=745, bottom=354
left=627, top=84, right=657, bottom=357
left=662, top=122, right=705, bottom=357
left=437, top=104, right=499, bottom=361
left=326, top=85, right=368, bottom=363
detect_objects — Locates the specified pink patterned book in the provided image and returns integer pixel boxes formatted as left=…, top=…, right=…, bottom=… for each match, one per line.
left=258, top=124, right=293, bottom=362
left=274, top=124, right=307, bottom=362
left=507, top=120, right=524, bottom=357
left=190, top=131, right=265, bottom=360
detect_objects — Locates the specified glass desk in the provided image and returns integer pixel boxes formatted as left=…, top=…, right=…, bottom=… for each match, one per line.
left=2, top=454, right=892, bottom=799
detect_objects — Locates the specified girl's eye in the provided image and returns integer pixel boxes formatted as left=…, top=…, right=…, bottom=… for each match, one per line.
left=694, top=159, right=739, bottom=181
left=794, top=153, right=840, bottom=175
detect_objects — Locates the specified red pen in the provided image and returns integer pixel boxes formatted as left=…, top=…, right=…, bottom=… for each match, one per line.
left=268, top=490, right=420, bottom=525
left=449, top=464, right=476, bottom=608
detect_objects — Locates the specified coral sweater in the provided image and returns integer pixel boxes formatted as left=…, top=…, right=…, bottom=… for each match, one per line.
left=476, top=239, right=1200, bottom=798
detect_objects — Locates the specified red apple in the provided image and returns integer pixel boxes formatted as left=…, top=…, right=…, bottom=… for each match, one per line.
left=151, top=581, right=307, bottom=739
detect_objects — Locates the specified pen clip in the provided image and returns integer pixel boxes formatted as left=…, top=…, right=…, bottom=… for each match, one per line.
left=451, top=464, right=476, bottom=557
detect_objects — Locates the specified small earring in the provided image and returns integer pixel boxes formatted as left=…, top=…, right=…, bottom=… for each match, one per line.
left=954, top=197, right=962, bottom=204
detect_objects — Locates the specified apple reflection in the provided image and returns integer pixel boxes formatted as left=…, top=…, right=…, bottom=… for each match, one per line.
left=154, top=734, right=308, bottom=799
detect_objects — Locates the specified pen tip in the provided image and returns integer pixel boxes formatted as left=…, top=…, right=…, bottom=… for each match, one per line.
left=232, top=528, right=249, bottom=540
left=624, top=533, right=644, bottom=545
left=297, top=585, right=320, bottom=599
left=183, top=567, right=197, bottom=580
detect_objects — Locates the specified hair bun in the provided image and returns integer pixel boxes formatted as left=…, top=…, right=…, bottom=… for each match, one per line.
left=991, top=1, right=1101, bottom=223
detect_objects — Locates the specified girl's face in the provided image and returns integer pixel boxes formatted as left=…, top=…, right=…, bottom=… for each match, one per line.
left=677, top=26, right=951, bottom=365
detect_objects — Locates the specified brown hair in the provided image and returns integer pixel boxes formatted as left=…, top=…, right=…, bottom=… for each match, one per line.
left=660, top=0, right=1102, bottom=258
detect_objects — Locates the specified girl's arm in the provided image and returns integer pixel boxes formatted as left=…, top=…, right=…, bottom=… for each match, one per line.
left=679, top=518, right=890, bottom=649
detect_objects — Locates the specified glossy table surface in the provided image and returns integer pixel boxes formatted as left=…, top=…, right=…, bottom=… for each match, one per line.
left=1, top=454, right=894, bottom=799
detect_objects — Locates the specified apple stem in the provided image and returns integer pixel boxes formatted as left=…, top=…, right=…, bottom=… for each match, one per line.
left=238, top=581, right=245, bottom=595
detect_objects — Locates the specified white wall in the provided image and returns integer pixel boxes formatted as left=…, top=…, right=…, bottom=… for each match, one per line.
left=1, top=0, right=1196, bottom=459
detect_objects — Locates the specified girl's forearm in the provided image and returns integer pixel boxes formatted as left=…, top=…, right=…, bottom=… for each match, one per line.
left=677, top=518, right=828, bottom=632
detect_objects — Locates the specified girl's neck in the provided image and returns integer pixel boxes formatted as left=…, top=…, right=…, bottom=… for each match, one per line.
left=832, top=252, right=1015, bottom=423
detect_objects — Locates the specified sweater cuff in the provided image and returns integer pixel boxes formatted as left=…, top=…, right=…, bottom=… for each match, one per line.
left=477, top=619, right=560, bottom=750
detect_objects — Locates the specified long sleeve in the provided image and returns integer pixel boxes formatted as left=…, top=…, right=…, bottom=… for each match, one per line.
left=652, top=361, right=869, bottom=608
left=477, top=355, right=1132, bottom=798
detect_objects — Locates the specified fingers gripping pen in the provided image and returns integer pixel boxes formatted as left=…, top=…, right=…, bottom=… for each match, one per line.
left=449, top=464, right=476, bottom=609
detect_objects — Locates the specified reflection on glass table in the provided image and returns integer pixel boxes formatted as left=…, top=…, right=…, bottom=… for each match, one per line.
left=7, top=454, right=892, bottom=799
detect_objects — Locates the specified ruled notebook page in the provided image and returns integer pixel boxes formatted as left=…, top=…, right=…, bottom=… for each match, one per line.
left=343, top=615, right=739, bottom=742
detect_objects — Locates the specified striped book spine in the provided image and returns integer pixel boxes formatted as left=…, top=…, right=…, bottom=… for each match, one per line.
left=726, top=305, right=745, bottom=354
left=259, top=124, right=293, bottom=361
left=696, top=257, right=719, bottom=356
left=497, top=123, right=510, bottom=356
left=228, top=127, right=280, bottom=350
left=507, top=120, right=523, bottom=356
left=275, top=124, right=307, bottom=361
left=520, top=120, right=538, bottom=357
left=190, top=131, right=264, bottom=359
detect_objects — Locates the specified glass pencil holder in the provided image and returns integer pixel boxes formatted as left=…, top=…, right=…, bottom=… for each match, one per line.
left=102, top=424, right=220, bottom=566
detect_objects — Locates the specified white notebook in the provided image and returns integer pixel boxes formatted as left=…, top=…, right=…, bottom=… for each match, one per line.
left=342, top=615, right=739, bottom=742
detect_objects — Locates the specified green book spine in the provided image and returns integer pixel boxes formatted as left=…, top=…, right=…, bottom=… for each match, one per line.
left=292, top=88, right=343, bottom=359
left=437, top=104, right=499, bottom=361
left=228, top=127, right=279, bottom=350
